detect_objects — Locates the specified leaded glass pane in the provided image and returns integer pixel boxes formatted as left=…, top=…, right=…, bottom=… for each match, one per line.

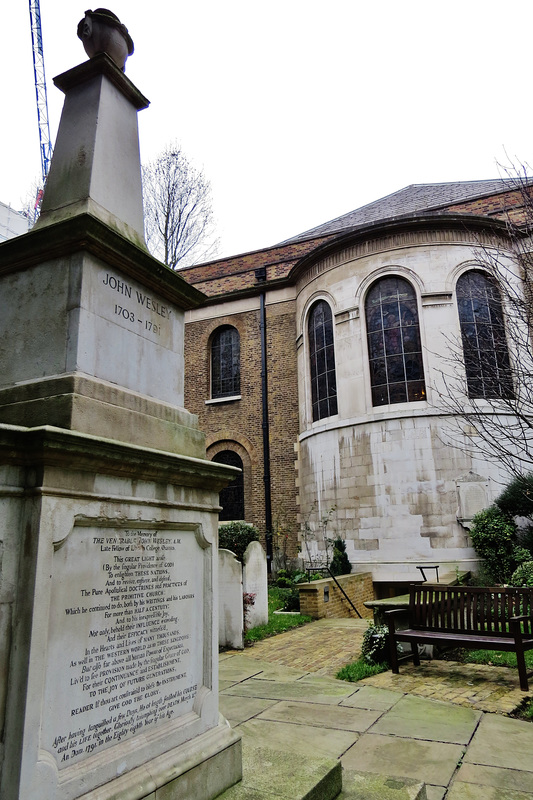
left=308, top=301, right=338, bottom=421
left=211, top=326, right=240, bottom=398
left=456, top=271, right=514, bottom=400
left=365, top=277, right=426, bottom=407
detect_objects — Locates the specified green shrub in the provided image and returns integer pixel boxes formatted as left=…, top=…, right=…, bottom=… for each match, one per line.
left=496, top=474, right=533, bottom=519
left=330, top=538, right=352, bottom=576
left=218, top=522, right=260, bottom=562
left=495, top=475, right=533, bottom=559
left=469, top=506, right=526, bottom=584
left=509, top=560, right=533, bottom=587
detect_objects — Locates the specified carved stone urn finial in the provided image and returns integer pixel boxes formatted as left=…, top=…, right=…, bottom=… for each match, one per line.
left=77, top=8, right=134, bottom=71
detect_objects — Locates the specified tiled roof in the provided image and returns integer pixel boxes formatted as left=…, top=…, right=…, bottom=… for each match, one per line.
left=280, top=180, right=524, bottom=243
left=181, top=179, right=532, bottom=299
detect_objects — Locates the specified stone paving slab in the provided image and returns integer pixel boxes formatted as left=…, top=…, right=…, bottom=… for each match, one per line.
left=454, top=763, right=533, bottom=794
left=221, top=676, right=357, bottom=704
left=339, top=770, right=427, bottom=799
left=217, top=742, right=342, bottom=800
left=446, top=783, right=533, bottom=799
left=369, top=694, right=481, bottom=744
left=339, top=685, right=404, bottom=711
left=256, top=699, right=383, bottom=732
left=221, top=654, right=316, bottom=683
left=341, top=732, right=464, bottom=787
left=219, top=695, right=279, bottom=725
left=236, top=717, right=359, bottom=758
left=463, top=713, right=533, bottom=773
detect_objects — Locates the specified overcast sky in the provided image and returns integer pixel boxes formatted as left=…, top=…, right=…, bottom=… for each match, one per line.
left=2, top=1, right=532, bottom=258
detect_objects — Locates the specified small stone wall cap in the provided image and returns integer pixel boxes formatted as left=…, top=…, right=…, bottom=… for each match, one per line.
left=78, top=9, right=134, bottom=71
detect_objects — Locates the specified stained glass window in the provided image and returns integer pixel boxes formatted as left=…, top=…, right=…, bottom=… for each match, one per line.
left=308, top=301, right=338, bottom=421
left=456, top=271, right=513, bottom=399
left=211, top=326, right=240, bottom=399
left=365, top=277, right=426, bottom=406
left=213, top=450, right=244, bottom=521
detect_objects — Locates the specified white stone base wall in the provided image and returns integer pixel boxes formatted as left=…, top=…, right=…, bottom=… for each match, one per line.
left=298, top=413, right=511, bottom=583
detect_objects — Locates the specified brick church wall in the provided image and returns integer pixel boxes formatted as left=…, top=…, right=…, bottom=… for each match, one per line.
left=184, top=297, right=300, bottom=558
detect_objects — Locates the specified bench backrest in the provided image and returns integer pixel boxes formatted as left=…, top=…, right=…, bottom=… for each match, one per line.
left=409, top=585, right=533, bottom=636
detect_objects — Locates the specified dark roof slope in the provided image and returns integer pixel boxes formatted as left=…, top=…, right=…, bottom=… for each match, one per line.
left=281, top=180, right=520, bottom=243
left=181, top=179, right=531, bottom=299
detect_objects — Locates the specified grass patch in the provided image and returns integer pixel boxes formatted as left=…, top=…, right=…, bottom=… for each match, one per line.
left=336, top=660, right=388, bottom=682
left=243, top=587, right=312, bottom=644
left=460, top=648, right=533, bottom=669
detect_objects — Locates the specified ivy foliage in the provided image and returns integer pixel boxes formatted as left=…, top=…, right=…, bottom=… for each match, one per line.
left=361, top=623, right=389, bottom=665
left=218, top=522, right=260, bottom=563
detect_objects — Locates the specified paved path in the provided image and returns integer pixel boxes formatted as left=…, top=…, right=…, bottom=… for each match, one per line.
left=238, top=618, right=531, bottom=714
left=219, top=618, right=533, bottom=799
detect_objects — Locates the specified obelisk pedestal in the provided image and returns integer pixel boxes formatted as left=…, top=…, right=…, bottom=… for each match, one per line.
left=0, top=30, right=241, bottom=800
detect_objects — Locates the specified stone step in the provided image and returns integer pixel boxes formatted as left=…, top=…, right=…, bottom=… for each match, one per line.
left=215, top=743, right=342, bottom=800
left=338, top=770, right=427, bottom=800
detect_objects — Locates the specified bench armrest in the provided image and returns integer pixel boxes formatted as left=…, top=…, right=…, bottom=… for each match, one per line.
left=510, top=614, right=533, bottom=640
left=385, top=608, right=405, bottom=634
left=510, top=614, right=533, bottom=623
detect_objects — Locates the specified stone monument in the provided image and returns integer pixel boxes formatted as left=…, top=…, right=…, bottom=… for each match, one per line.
left=0, top=12, right=241, bottom=800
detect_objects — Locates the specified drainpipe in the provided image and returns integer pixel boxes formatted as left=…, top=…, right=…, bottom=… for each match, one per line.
left=257, top=274, right=273, bottom=572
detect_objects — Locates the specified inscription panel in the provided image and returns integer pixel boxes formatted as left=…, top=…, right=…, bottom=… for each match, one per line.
left=100, top=271, right=175, bottom=347
left=42, top=527, right=203, bottom=769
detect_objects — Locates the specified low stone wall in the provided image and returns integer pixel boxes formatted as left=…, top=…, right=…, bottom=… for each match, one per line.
left=298, top=572, right=374, bottom=619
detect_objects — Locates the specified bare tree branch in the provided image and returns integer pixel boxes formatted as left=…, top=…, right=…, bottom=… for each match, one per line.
left=433, top=162, right=533, bottom=478
left=142, top=142, right=219, bottom=269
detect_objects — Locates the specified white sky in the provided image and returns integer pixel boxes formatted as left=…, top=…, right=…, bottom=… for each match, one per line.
left=2, top=1, right=533, bottom=258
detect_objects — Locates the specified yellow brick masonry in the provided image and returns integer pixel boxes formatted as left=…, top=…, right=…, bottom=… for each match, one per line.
left=298, top=573, right=374, bottom=620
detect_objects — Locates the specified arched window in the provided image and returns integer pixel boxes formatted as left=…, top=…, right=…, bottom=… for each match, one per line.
left=308, top=300, right=338, bottom=421
left=456, top=271, right=513, bottom=399
left=212, top=450, right=244, bottom=521
left=211, top=326, right=240, bottom=399
left=365, top=276, right=426, bottom=406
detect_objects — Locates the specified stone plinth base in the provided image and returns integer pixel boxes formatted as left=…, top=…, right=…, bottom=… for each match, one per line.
left=79, top=722, right=242, bottom=800
left=0, top=424, right=239, bottom=800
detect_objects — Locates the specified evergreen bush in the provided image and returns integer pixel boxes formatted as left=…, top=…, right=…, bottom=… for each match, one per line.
left=330, top=538, right=352, bottom=576
left=496, top=474, right=533, bottom=518
left=218, top=522, right=260, bottom=563
left=509, top=560, right=533, bottom=587
left=469, top=506, right=528, bottom=584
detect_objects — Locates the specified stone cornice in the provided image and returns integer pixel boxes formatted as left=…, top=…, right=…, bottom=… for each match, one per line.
left=292, top=214, right=514, bottom=287
left=0, top=424, right=237, bottom=491
left=54, top=53, right=149, bottom=110
left=0, top=214, right=205, bottom=311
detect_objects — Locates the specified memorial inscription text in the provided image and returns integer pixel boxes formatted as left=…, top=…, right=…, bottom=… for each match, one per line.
left=43, top=528, right=200, bottom=768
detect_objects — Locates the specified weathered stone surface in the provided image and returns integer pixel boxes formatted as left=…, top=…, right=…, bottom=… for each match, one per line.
left=0, top=428, right=241, bottom=799
left=219, top=549, right=244, bottom=650
left=243, top=541, right=268, bottom=629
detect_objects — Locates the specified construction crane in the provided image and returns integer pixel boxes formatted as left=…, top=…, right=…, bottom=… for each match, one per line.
left=29, top=0, right=53, bottom=213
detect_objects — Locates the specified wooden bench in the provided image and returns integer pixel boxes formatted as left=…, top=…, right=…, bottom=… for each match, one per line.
left=386, top=585, right=533, bottom=691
